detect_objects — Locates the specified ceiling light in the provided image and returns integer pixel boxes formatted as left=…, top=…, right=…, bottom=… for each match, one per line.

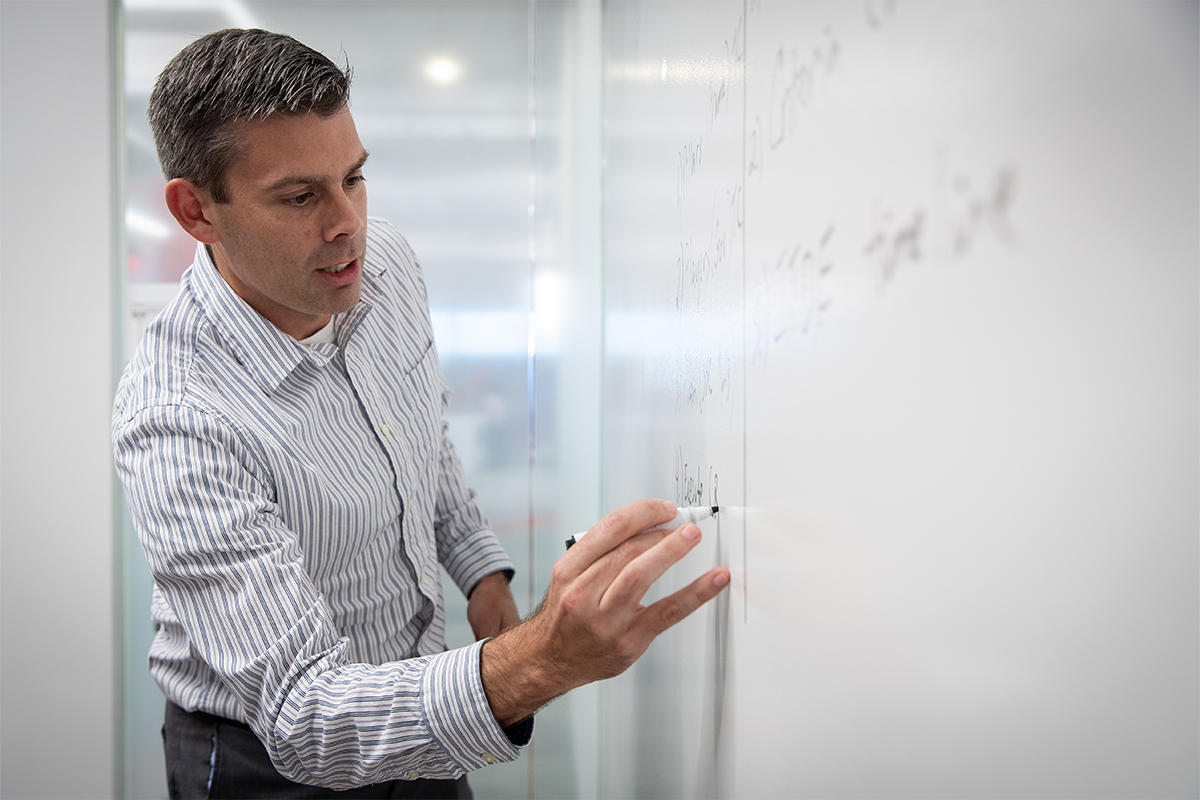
left=423, top=56, right=463, bottom=85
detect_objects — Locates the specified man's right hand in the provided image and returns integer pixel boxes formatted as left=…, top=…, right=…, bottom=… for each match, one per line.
left=478, top=499, right=731, bottom=727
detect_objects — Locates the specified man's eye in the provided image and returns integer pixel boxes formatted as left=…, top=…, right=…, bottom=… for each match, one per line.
left=287, top=192, right=315, bottom=206
left=347, top=174, right=366, bottom=188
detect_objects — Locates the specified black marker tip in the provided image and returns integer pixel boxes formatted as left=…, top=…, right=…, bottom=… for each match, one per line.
left=711, top=505, right=719, bottom=513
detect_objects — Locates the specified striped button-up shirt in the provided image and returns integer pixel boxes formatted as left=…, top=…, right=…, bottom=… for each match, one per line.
left=113, top=218, right=523, bottom=788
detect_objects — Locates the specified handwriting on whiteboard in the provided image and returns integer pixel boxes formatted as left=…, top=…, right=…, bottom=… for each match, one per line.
left=676, top=189, right=737, bottom=313
left=677, top=352, right=735, bottom=415
left=769, top=26, right=842, bottom=153
left=866, top=165, right=1019, bottom=291
left=864, top=205, right=925, bottom=289
left=673, top=7, right=746, bottom=320
left=863, top=0, right=899, bottom=30
left=675, top=446, right=719, bottom=509
left=678, top=136, right=704, bottom=214
left=949, top=167, right=1019, bottom=257
left=750, top=225, right=837, bottom=366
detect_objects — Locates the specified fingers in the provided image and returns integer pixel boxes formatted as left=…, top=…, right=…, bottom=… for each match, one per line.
left=586, top=498, right=676, bottom=553
left=640, top=567, right=731, bottom=635
left=599, top=522, right=705, bottom=613
left=558, top=498, right=678, bottom=579
left=549, top=498, right=726, bottom=639
left=576, top=528, right=669, bottom=599
left=502, top=502, right=730, bottom=709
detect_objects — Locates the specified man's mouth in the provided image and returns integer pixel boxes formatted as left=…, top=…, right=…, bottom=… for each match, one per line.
left=322, top=261, right=353, bottom=274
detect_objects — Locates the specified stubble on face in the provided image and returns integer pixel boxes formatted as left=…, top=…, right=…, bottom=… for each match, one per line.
left=213, top=209, right=366, bottom=317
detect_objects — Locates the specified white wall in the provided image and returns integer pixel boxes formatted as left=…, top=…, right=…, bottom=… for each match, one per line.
left=1, top=1, right=118, bottom=797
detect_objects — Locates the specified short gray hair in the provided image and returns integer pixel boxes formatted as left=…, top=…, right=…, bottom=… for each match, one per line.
left=148, top=28, right=352, bottom=203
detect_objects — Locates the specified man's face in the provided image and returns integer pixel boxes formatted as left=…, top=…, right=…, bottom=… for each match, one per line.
left=204, top=108, right=369, bottom=339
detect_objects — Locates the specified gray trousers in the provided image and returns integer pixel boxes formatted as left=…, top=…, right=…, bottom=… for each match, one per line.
left=163, top=701, right=473, bottom=799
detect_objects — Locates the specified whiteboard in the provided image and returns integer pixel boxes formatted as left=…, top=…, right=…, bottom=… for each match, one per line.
left=599, top=2, right=1198, bottom=797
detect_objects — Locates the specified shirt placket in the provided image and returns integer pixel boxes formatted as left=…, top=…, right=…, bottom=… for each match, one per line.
left=342, top=336, right=442, bottom=649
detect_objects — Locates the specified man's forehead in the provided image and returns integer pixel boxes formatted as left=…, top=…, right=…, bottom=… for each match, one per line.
left=260, top=150, right=371, bottom=193
left=224, top=109, right=368, bottom=185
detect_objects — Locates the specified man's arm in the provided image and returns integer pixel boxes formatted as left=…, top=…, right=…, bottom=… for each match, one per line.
left=479, top=499, right=731, bottom=726
left=115, top=403, right=525, bottom=788
left=467, top=570, right=520, bottom=641
left=428, top=423, right=521, bottom=640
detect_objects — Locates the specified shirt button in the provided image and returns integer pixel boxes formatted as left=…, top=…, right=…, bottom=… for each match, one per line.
left=380, top=424, right=390, bottom=436
left=406, top=770, right=420, bottom=780
left=480, top=753, right=498, bottom=765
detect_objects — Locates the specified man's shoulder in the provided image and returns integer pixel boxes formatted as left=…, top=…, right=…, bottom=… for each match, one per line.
left=115, top=280, right=235, bottom=416
left=365, top=216, right=418, bottom=273
left=361, top=217, right=431, bottom=308
left=367, top=215, right=404, bottom=241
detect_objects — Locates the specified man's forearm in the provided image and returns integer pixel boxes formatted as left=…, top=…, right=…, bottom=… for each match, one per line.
left=479, top=620, right=564, bottom=727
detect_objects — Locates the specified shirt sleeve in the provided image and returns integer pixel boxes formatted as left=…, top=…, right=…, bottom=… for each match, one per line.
left=432, top=418, right=516, bottom=597
left=114, top=402, right=523, bottom=789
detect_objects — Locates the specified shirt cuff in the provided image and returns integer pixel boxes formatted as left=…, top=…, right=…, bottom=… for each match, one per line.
left=441, top=527, right=515, bottom=598
left=421, top=641, right=526, bottom=773
left=502, top=717, right=534, bottom=746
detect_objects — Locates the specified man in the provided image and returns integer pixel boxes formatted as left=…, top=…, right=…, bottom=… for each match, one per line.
left=113, top=28, right=729, bottom=798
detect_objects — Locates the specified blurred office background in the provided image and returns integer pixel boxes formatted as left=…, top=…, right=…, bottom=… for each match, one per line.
left=3, top=1, right=601, bottom=797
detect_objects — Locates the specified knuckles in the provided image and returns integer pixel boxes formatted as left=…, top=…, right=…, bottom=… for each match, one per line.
left=596, top=499, right=670, bottom=542
left=656, top=600, right=689, bottom=630
left=609, top=631, right=649, bottom=670
left=533, top=500, right=703, bottom=689
left=611, top=535, right=654, bottom=566
left=549, top=558, right=572, bottom=585
left=556, top=583, right=589, bottom=618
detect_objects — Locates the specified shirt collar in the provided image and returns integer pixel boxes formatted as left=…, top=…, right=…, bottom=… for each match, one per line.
left=184, top=236, right=387, bottom=393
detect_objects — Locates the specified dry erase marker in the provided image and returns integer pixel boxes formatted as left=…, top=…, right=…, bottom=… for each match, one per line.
left=565, top=505, right=718, bottom=550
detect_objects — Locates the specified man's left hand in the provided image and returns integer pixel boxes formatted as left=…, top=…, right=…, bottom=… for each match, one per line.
left=468, top=571, right=521, bottom=640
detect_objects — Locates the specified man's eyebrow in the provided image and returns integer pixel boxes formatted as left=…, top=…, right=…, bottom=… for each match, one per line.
left=264, top=150, right=370, bottom=192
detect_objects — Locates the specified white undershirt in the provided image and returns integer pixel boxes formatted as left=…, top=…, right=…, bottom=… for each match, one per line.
left=298, top=317, right=336, bottom=346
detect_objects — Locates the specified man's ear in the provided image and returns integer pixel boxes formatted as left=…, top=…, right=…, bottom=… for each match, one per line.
left=164, top=178, right=220, bottom=244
